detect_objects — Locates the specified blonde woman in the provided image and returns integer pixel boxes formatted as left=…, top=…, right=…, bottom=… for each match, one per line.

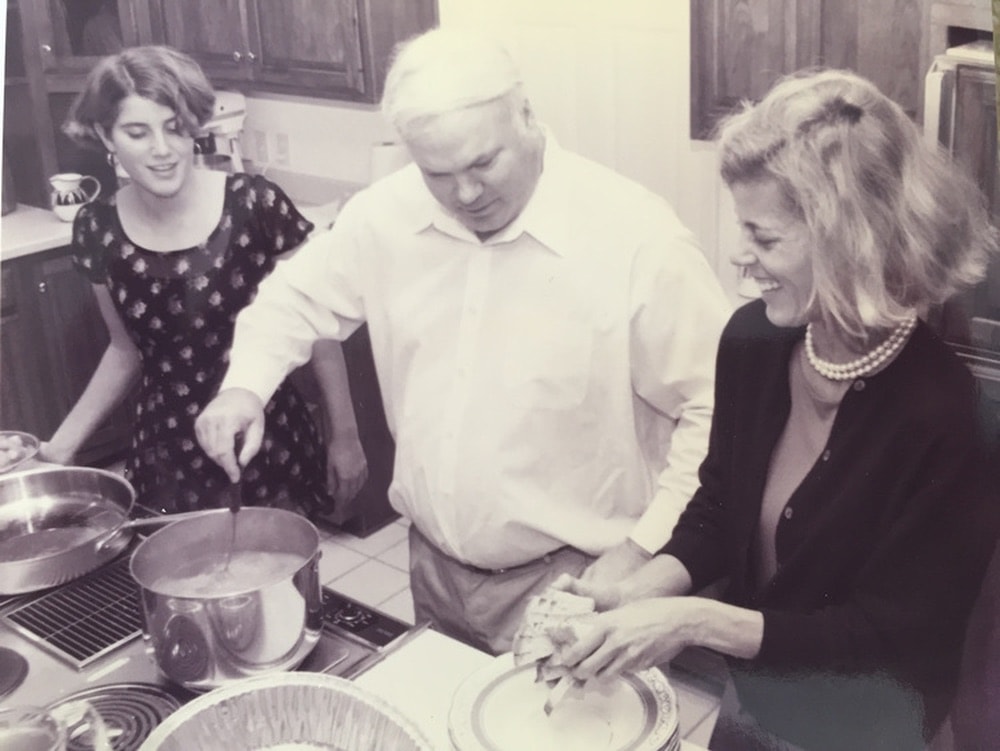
left=544, top=69, right=1000, bottom=750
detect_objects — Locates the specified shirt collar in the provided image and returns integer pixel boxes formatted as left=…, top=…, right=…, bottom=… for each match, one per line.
left=399, top=128, right=573, bottom=256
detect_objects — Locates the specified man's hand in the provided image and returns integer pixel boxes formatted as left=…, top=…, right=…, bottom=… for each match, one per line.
left=579, top=539, right=653, bottom=588
left=194, top=388, right=266, bottom=482
left=547, top=573, right=623, bottom=612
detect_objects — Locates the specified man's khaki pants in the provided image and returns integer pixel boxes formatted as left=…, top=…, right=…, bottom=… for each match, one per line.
left=408, top=525, right=594, bottom=655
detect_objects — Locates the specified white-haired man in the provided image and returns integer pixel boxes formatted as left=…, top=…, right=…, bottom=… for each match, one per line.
left=196, top=28, right=731, bottom=653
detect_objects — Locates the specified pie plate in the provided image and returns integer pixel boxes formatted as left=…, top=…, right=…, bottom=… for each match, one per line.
left=448, top=653, right=679, bottom=751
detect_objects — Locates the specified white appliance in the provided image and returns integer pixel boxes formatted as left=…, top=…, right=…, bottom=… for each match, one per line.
left=201, top=90, right=247, bottom=172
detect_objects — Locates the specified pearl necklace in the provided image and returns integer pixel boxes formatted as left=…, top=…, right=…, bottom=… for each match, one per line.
left=805, top=314, right=918, bottom=381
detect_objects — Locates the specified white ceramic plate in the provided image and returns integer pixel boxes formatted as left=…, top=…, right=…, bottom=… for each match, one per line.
left=449, top=653, right=679, bottom=751
left=0, top=432, right=40, bottom=474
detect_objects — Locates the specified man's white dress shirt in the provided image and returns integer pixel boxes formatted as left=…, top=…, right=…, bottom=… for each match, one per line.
left=223, top=136, right=732, bottom=569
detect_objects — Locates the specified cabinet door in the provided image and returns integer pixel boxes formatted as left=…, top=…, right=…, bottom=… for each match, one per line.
left=32, top=0, right=140, bottom=77
left=32, top=249, right=131, bottom=465
left=147, top=0, right=253, bottom=81
left=0, top=262, right=60, bottom=437
left=246, top=0, right=365, bottom=97
left=691, top=0, right=926, bottom=139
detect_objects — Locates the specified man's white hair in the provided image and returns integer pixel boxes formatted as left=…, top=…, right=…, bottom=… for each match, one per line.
left=381, top=28, right=524, bottom=136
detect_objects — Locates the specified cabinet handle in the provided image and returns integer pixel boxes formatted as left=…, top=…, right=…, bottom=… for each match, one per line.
left=232, top=51, right=243, bottom=62
left=38, top=281, right=47, bottom=294
left=41, top=44, right=52, bottom=53
left=247, top=51, right=256, bottom=62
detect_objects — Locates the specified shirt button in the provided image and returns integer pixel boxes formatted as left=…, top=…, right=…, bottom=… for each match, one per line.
left=821, top=449, right=831, bottom=462
left=853, top=379, right=866, bottom=391
left=783, top=507, right=794, bottom=520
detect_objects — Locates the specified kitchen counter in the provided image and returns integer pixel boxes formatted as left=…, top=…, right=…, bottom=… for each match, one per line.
left=355, top=628, right=718, bottom=750
left=0, top=171, right=364, bottom=263
left=0, top=204, right=74, bottom=261
left=0, top=603, right=719, bottom=749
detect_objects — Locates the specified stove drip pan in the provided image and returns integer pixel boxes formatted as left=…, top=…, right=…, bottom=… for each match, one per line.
left=48, top=682, right=185, bottom=751
left=0, top=645, right=28, bottom=698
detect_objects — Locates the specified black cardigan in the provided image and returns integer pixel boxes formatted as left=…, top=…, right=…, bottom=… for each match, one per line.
left=663, top=300, right=999, bottom=749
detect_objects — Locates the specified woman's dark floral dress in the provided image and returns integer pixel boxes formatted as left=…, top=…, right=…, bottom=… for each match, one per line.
left=72, top=173, right=329, bottom=514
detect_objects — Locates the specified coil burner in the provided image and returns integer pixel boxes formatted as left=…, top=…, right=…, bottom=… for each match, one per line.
left=48, top=682, right=186, bottom=751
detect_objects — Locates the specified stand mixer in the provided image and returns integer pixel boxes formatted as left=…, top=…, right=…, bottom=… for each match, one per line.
left=199, top=90, right=247, bottom=173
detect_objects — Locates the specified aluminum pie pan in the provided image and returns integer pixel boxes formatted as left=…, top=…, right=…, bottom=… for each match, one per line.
left=138, top=672, right=435, bottom=750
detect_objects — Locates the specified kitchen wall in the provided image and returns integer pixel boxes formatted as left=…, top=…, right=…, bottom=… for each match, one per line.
left=241, top=0, right=744, bottom=300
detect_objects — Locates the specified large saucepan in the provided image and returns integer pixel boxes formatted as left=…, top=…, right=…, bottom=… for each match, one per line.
left=0, top=466, right=136, bottom=594
left=129, top=507, right=323, bottom=691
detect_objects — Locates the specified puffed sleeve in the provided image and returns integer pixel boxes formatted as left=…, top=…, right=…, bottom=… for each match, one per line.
left=69, top=201, right=109, bottom=284
left=247, top=174, right=314, bottom=257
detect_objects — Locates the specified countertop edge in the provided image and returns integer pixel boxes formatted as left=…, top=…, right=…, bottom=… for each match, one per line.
left=0, top=173, right=363, bottom=263
left=1, top=204, right=75, bottom=262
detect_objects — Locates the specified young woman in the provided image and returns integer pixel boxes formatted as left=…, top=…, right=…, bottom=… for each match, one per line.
left=42, top=45, right=368, bottom=515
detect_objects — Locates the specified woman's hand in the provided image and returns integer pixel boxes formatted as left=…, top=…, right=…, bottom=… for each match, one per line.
left=326, top=433, right=368, bottom=504
left=38, top=440, right=73, bottom=465
left=548, top=598, right=696, bottom=684
left=550, top=597, right=764, bottom=685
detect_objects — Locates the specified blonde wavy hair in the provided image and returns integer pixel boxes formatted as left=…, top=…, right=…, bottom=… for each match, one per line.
left=718, top=68, right=999, bottom=341
left=64, top=45, right=215, bottom=151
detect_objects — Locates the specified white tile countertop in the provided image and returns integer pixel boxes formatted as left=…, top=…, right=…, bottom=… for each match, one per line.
left=0, top=204, right=74, bottom=261
left=355, top=628, right=715, bottom=750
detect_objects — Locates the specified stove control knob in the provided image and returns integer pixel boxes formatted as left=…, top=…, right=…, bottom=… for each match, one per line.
left=334, top=604, right=373, bottom=630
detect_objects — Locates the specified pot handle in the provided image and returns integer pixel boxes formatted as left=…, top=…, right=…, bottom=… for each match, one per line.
left=94, top=509, right=229, bottom=551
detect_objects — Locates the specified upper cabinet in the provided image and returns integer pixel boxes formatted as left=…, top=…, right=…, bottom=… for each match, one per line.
left=145, top=0, right=437, bottom=103
left=28, top=0, right=142, bottom=84
left=690, top=0, right=938, bottom=139
left=146, top=0, right=252, bottom=82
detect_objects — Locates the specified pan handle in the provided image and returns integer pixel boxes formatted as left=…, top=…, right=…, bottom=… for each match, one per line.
left=93, top=509, right=229, bottom=551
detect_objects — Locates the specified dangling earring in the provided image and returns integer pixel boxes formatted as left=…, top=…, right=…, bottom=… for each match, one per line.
left=106, top=151, right=117, bottom=167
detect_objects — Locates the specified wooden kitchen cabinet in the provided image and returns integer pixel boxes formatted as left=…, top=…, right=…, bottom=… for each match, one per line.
left=143, top=0, right=253, bottom=82
left=690, top=0, right=931, bottom=139
left=0, top=263, right=58, bottom=438
left=145, top=0, right=437, bottom=103
left=0, top=248, right=132, bottom=466
left=22, top=0, right=142, bottom=86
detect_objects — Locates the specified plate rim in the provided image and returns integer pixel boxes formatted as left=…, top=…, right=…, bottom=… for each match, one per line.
left=448, top=652, right=678, bottom=751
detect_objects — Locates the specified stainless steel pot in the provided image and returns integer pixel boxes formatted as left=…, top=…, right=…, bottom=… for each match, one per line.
left=0, top=466, right=136, bottom=594
left=129, top=507, right=323, bottom=691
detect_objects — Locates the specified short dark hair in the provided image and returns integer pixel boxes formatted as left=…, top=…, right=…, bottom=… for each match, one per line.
left=64, top=45, right=215, bottom=151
